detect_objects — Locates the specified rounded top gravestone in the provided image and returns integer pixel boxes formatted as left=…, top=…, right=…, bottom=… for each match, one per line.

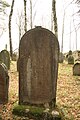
left=0, top=50, right=10, bottom=70
left=68, top=50, right=74, bottom=64
left=18, top=26, right=59, bottom=107
left=73, top=62, right=80, bottom=76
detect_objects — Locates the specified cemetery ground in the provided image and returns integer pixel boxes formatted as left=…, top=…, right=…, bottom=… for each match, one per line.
left=0, top=61, right=80, bottom=120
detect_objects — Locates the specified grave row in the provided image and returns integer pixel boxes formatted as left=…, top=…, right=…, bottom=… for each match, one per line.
left=59, top=50, right=80, bottom=76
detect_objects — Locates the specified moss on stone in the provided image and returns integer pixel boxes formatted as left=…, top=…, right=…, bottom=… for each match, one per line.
left=12, top=104, right=62, bottom=120
left=12, top=104, right=44, bottom=119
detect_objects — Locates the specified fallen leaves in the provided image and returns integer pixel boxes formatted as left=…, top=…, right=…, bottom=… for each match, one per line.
left=0, top=61, right=80, bottom=120
left=57, top=62, right=80, bottom=120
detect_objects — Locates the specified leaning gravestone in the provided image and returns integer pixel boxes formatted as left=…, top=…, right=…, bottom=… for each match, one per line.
left=0, top=63, right=9, bottom=104
left=18, top=26, right=59, bottom=107
left=0, top=50, right=10, bottom=70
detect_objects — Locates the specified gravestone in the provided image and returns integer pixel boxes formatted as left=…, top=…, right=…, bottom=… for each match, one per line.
left=78, top=51, right=80, bottom=58
left=13, top=52, right=18, bottom=61
left=18, top=26, right=59, bottom=107
left=59, top=52, right=64, bottom=63
left=73, top=62, right=80, bottom=76
left=75, top=50, right=80, bottom=62
left=68, top=50, right=74, bottom=64
left=0, top=63, right=9, bottom=104
left=73, top=51, right=80, bottom=76
left=0, top=50, right=10, bottom=70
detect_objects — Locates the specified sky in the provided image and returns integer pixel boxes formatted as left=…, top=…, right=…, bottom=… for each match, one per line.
left=0, top=0, right=80, bottom=53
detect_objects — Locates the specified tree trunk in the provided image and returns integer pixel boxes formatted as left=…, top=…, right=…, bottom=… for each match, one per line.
left=61, top=11, right=65, bottom=53
left=30, top=0, right=32, bottom=29
left=9, top=0, right=15, bottom=59
left=24, top=0, right=27, bottom=32
left=69, top=20, right=71, bottom=50
left=73, top=12, right=77, bottom=51
left=52, top=0, right=58, bottom=38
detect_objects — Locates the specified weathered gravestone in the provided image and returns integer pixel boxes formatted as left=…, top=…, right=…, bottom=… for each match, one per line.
left=73, top=62, right=80, bottom=76
left=0, top=63, right=9, bottom=104
left=75, top=50, right=80, bottom=61
left=18, top=26, right=59, bottom=107
left=59, top=52, right=64, bottom=63
left=0, top=50, right=10, bottom=70
left=73, top=51, right=80, bottom=76
left=68, top=50, right=74, bottom=64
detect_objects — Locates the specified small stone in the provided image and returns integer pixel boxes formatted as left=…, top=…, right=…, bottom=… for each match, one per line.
left=51, top=110, right=59, bottom=116
left=44, top=103, right=49, bottom=108
left=43, top=108, right=50, bottom=113
left=25, top=109, right=30, bottom=113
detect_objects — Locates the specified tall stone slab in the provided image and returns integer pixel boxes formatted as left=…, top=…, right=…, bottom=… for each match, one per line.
left=18, top=27, right=59, bottom=107
left=68, top=50, right=74, bottom=64
left=0, top=63, right=9, bottom=104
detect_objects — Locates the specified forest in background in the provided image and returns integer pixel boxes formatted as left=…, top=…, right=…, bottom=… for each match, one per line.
left=0, top=0, right=80, bottom=58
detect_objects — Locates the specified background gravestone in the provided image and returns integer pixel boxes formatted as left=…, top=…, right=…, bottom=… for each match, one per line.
left=73, top=62, right=80, bottom=76
left=68, top=50, right=74, bottom=64
left=73, top=51, right=80, bottom=76
left=0, top=50, right=10, bottom=70
left=59, top=52, right=64, bottom=63
left=75, top=50, right=80, bottom=62
left=18, top=26, right=59, bottom=107
left=0, top=63, right=9, bottom=104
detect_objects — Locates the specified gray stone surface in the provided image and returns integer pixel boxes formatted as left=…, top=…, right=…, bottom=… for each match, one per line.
left=0, top=63, right=9, bottom=104
left=73, top=62, right=80, bottom=76
left=68, top=55, right=74, bottom=64
left=18, top=27, right=59, bottom=106
left=0, top=50, right=10, bottom=70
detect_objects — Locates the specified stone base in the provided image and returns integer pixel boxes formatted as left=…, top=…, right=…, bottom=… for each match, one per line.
left=13, top=105, right=61, bottom=120
left=43, top=109, right=61, bottom=120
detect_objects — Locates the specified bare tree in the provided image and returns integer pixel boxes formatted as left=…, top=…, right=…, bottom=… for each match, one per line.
left=0, top=0, right=9, bottom=13
left=24, top=0, right=27, bottom=32
left=29, top=0, right=37, bottom=29
left=51, top=0, right=58, bottom=37
left=72, top=10, right=77, bottom=50
left=61, top=0, right=75, bottom=53
left=61, top=10, right=65, bottom=54
left=72, top=0, right=80, bottom=27
left=9, top=0, right=15, bottom=59
left=0, top=0, right=9, bottom=37
left=16, top=11, right=24, bottom=44
left=69, top=20, right=72, bottom=51
left=30, top=0, right=32, bottom=29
